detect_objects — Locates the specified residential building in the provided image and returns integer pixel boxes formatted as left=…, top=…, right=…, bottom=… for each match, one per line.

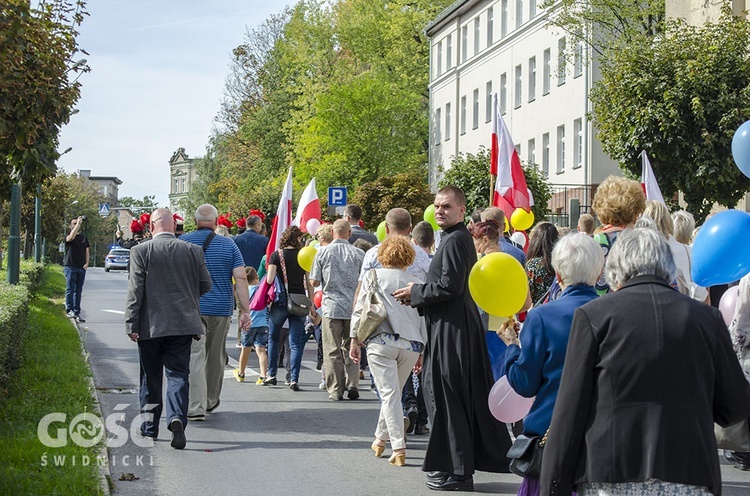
left=78, top=169, right=122, bottom=203
left=168, top=147, right=199, bottom=218
left=426, top=0, right=621, bottom=223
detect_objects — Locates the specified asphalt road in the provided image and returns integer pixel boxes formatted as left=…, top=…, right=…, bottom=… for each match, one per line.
left=76, top=267, right=750, bottom=496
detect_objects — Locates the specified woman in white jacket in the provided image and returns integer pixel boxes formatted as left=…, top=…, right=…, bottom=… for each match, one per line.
left=350, top=235, right=427, bottom=467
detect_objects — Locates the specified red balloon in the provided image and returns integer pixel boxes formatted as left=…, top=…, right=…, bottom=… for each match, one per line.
left=313, top=290, right=323, bottom=308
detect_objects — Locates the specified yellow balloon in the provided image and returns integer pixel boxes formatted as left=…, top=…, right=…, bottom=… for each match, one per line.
left=469, top=252, right=528, bottom=317
left=510, top=208, right=534, bottom=231
left=297, top=246, right=317, bottom=272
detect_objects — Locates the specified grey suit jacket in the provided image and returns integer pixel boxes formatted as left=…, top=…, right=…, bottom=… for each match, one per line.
left=125, top=233, right=211, bottom=340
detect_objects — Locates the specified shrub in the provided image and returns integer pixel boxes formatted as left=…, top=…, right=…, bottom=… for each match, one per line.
left=0, top=283, right=30, bottom=390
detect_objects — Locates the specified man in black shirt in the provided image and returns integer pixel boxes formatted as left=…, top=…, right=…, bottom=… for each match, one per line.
left=64, top=216, right=90, bottom=323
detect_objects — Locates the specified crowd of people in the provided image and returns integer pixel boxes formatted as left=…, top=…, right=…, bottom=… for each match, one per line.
left=121, top=175, right=750, bottom=494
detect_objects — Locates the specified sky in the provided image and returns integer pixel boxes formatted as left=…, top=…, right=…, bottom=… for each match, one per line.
left=57, top=0, right=295, bottom=207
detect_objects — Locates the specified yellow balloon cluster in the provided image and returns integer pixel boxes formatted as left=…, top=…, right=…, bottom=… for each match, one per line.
left=469, top=252, right=528, bottom=317
left=297, top=246, right=317, bottom=272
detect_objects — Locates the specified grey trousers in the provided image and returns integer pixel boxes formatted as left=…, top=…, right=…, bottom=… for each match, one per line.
left=188, top=315, right=230, bottom=416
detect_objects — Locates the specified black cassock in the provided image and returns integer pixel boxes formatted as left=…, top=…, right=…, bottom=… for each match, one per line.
left=410, top=222, right=511, bottom=476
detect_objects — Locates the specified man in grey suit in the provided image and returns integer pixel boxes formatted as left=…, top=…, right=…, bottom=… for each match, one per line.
left=125, top=208, right=212, bottom=449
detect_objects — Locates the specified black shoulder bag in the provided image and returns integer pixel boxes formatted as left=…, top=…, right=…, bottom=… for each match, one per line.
left=506, top=428, right=548, bottom=479
left=277, top=249, right=312, bottom=317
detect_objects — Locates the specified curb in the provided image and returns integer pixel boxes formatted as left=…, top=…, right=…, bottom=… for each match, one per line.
left=71, top=317, right=114, bottom=496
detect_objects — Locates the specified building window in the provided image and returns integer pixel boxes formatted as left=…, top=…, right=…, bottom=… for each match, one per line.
left=446, top=34, right=452, bottom=69
left=445, top=103, right=451, bottom=140
left=515, top=143, right=521, bottom=155
left=437, top=41, right=443, bottom=75
left=574, top=118, right=583, bottom=168
left=474, top=18, right=481, bottom=55
left=485, top=81, right=493, bottom=123
left=529, top=0, right=536, bottom=20
left=181, top=179, right=186, bottom=193
left=501, top=0, right=508, bottom=37
left=574, top=39, right=583, bottom=77
left=557, top=37, right=566, bottom=86
left=461, top=26, right=468, bottom=63
left=435, top=108, right=442, bottom=144
left=542, top=133, right=550, bottom=174
left=500, top=73, right=507, bottom=114
left=516, top=0, right=523, bottom=28
left=472, top=88, right=480, bottom=129
left=514, top=64, right=522, bottom=109
left=528, top=138, right=536, bottom=165
left=487, top=7, right=494, bottom=46
left=543, top=48, right=551, bottom=95
left=557, top=125, right=565, bottom=173
left=460, top=96, right=467, bottom=135
left=528, top=56, right=536, bottom=102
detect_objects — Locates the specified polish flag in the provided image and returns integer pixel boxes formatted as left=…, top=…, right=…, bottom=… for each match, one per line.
left=491, top=93, right=531, bottom=220
left=266, top=167, right=294, bottom=261
left=293, top=177, right=321, bottom=233
left=641, top=151, right=665, bottom=204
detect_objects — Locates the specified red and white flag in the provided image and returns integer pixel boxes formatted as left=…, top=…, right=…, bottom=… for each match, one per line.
left=641, top=151, right=665, bottom=204
left=266, top=167, right=294, bottom=261
left=491, top=93, right=531, bottom=220
left=293, top=177, right=321, bottom=233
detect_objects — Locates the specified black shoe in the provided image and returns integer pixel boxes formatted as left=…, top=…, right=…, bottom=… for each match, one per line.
left=206, top=399, right=220, bottom=413
left=139, top=430, right=157, bottom=439
left=405, top=408, right=418, bottom=434
left=290, top=382, right=300, bottom=391
left=347, top=388, right=360, bottom=400
left=186, top=414, right=205, bottom=421
left=262, top=376, right=277, bottom=386
left=426, top=471, right=448, bottom=482
left=426, top=474, right=473, bottom=491
left=168, top=419, right=186, bottom=450
left=415, top=423, right=430, bottom=435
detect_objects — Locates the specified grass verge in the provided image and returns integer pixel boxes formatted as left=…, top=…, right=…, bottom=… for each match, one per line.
left=0, top=265, right=103, bottom=495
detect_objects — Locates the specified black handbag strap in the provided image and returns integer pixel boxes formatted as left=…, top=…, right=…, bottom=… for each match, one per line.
left=202, top=230, right=216, bottom=252
left=277, top=249, right=290, bottom=293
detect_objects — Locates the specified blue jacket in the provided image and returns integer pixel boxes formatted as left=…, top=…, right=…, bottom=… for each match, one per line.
left=499, top=236, right=526, bottom=265
left=233, top=229, right=268, bottom=270
left=503, top=284, right=597, bottom=436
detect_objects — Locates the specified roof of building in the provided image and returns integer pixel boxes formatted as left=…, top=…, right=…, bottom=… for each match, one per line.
left=425, top=0, right=483, bottom=37
left=88, top=176, right=123, bottom=185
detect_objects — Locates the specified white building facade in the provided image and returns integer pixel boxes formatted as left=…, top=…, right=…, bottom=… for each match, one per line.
left=426, top=0, right=621, bottom=218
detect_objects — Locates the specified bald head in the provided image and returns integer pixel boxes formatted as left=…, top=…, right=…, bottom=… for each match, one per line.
left=150, top=208, right=176, bottom=235
left=195, top=204, right=218, bottom=228
left=385, top=208, right=412, bottom=236
left=332, top=219, right=352, bottom=239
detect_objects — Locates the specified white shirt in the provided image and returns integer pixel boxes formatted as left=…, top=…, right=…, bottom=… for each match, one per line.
left=358, top=240, right=431, bottom=283
left=668, top=236, right=707, bottom=302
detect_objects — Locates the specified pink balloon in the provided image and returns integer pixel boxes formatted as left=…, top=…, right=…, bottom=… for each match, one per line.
left=488, top=375, right=534, bottom=423
left=306, top=218, right=321, bottom=236
left=719, top=287, right=740, bottom=327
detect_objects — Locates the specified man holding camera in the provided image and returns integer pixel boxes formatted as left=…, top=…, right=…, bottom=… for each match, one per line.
left=65, top=215, right=90, bottom=323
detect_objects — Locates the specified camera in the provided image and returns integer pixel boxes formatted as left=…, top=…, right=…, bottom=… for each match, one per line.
left=81, top=215, right=87, bottom=221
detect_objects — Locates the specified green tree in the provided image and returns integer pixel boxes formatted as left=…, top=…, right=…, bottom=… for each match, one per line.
left=439, top=147, right=552, bottom=226
left=589, top=9, right=750, bottom=221
left=349, top=172, right=434, bottom=228
left=118, top=195, right=158, bottom=213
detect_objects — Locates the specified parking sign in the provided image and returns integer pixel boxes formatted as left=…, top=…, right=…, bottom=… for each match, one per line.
left=328, top=187, right=347, bottom=207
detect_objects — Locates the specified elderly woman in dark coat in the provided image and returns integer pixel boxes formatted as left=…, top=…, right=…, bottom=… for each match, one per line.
left=540, top=228, right=750, bottom=496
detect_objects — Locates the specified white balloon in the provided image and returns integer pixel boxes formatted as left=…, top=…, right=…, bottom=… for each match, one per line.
left=510, top=231, right=526, bottom=247
left=306, top=218, right=321, bottom=235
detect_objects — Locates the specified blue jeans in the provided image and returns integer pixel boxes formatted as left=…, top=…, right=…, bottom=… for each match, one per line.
left=64, top=266, right=86, bottom=314
left=266, top=301, right=306, bottom=383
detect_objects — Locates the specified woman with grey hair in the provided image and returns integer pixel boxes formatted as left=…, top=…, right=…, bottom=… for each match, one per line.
left=643, top=200, right=708, bottom=303
left=541, top=228, right=750, bottom=496
left=672, top=210, right=696, bottom=245
left=498, top=233, right=603, bottom=496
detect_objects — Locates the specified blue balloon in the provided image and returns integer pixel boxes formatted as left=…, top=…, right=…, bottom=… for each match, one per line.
left=692, top=210, right=750, bottom=287
left=732, top=120, right=750, bottom=179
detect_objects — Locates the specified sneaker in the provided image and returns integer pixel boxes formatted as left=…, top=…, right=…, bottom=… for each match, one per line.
left=256, top=376, right=265, bottom=385
left=206, top=400, right=220, bottom=414
left=290, top=382, right=300, bottom=391
left=329, top=395, right=343, bottom=401
left=318, top=379, right=326, bottom=390
left=187, top=414, right=205, bottom=421
left=414, top=423, right=430, bottom=435
left=66, top=310, right=75, bottom=318
left=347, top=388, right=360, bottom=400
left=169, top=419, right=186, bottom=449
left=233, top=369, right=245, bottom=383
left=262, top=376, right=277, bottom=386
left=74, top=315, right=85, bottom=323
left=235, top=342, right=242, bottom=348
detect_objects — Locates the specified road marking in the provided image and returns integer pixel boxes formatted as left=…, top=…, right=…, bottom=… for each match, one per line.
left=102, top=309, right=125, bottom=315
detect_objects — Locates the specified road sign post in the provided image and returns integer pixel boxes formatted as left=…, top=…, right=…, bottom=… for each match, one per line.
left=327, top=187, right=347, bottom=216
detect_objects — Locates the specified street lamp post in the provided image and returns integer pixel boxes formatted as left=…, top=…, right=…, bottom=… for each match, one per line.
left=6, top=172, right=21, bottom=284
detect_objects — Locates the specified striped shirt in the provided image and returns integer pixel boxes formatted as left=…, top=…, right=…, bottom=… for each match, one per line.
left=181, top=229, right=244, bottom=316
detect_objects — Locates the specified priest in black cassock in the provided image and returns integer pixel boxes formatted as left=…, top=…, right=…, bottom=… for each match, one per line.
left=393, top=186, right=512, bottom=491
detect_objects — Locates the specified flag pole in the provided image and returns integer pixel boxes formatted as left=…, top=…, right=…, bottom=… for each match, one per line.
left=489, top=174, right=495, bottom=207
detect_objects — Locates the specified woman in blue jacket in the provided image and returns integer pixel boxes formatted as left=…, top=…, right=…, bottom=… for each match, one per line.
left=498, top=233, right=604, bottom=496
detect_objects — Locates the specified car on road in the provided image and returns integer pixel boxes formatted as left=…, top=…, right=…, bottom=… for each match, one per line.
left=104, top=248, right=130, bottom=272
